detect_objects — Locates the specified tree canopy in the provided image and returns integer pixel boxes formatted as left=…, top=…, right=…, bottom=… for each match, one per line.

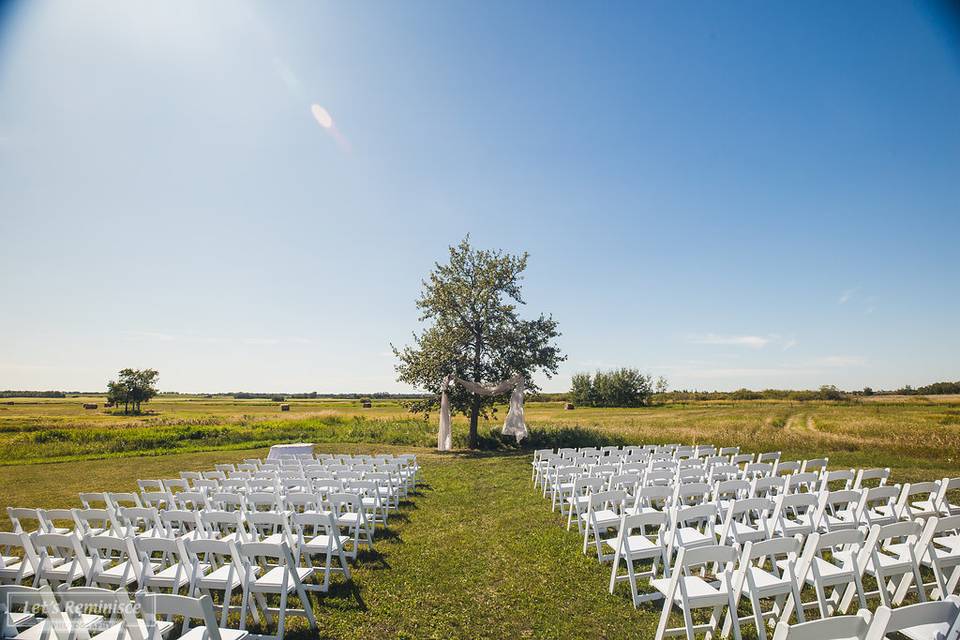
left=392, top=237, right=564, bottom=448
left=570, top=368, right=656, bottom=407
left=107, top=368, right=159, bottom=414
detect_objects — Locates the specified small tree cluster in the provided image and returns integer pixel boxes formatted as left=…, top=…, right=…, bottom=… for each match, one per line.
left=107, top=368, right=159, bottom=414
left=570, top=368, right=657, bottom=407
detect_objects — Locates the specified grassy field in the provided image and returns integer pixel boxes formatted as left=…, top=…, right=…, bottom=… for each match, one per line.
left=1, top=395, right=959, bottom=476
left=1, top=396, right=959, bottom=637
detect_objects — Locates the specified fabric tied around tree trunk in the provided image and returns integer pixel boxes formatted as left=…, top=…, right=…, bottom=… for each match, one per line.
left=437, top=374, right=528, bottom=450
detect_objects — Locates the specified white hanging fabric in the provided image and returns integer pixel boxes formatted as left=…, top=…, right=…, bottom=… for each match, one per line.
left=438, top=374, right=453, bottom=451
left=452, top=374, right=528, bottom=443
left=502, top=377, right=527, bottom=442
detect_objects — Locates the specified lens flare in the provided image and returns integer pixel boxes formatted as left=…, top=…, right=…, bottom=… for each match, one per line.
left=310, top=104, right=333, bottom=129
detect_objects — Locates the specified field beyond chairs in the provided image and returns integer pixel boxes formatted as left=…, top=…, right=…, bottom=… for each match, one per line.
left=533, top=444, right=960, bottom=640
left=0, top=452, right=420, bottom=640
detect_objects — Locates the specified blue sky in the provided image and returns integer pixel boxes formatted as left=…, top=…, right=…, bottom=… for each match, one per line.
left=0, top=0, right=958, bottom=393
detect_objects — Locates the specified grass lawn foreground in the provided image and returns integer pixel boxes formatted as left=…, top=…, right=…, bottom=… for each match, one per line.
left=1, top=397, right=959, bottom=637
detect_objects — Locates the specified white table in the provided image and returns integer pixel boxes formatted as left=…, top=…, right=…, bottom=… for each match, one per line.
left=267, top=442, right=315, bottom=460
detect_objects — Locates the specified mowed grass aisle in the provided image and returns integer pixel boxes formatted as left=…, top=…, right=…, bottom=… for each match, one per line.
left=0, top=446, right=663, bottom=638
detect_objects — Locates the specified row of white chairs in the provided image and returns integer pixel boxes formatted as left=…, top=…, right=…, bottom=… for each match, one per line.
left=773, top=597, right=960, bottom=640
left=1, top=585, right=253, bottom=640
left=534, top=444, right=960, bottom=640
left=2, top=454, right=420, bottom=639
left=1, top=531, right=329, bottom=639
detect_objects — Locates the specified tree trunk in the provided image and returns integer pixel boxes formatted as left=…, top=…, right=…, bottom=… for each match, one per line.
left=468, top=396, right=481, bottom=449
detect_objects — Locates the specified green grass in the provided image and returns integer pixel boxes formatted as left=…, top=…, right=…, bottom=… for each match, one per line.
left=2, top=397, right=959, bottom=637
left=2, top=396, right=960, bottom=475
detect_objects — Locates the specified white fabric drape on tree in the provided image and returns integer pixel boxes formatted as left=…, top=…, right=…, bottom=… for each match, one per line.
left=437, top=374, right=528, bottom=449
left=438, top=374, right=453, bottom=451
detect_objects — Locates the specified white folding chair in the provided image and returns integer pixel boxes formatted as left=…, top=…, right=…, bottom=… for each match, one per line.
left=725, top=537, right=806, bottom=640
left=771, top=610, right=872, bottom=640
left=84, top=535, right=151, bottom=590
left=652, top=544, right=742, bottom=640
left=159, top=510, right=204, bottom=540
left=857, top=486, right=903, bottom=527
left=897, top=482, right=944, bottom=521
left=770, top=493, right=819, bottom=539
left=566, top=477, right=604, bottom=531
left=113, top=507, right=164, bottom=538
left=138, top=592, right=247, bottom=640
left=911, top=515, right=960, bottom=601
left=713, top=480, right=752, bottom=513
left=581, top=489, right=627, bottom=561
left=719, top=497, right=775, bottom=546
left=329, top=493, right=373, bottom=560
left=668, top=503, right=720, bottom=559
left=72, top=509, right=115, bottom=537
left=32, top=533, right=91, bottom=588
left=200, top=511, right=250, bottom=545
left=184, top=538, right=248, bottom=629
left=934, top=479, right=960, bottom=517
left=0, top=533, right=40, bottom=585
left=0, top=584, right=79, bottom=640
left=59, top=585, right=167, bottom=640
left=292, top=511, right=352, bottom=592
left=238, top=542, right=315, bottom=640
left=36, top=510, right=75, bottom=536
left=854, top=468, right=890, bottom=490
left=607, top=511, right=670, bottom=607
left=839, top=520, right=927, bottom=609
left=863, top=597, right=960, bottom=640
left=245, top=512, right=294, bottom=548
left=815, top=490, right=865, bottom=532
left=135, top=536, right=201, bottom=593
left=6, top=509, right=44, bottom=536
left=781, top=529, right=869, bottom=620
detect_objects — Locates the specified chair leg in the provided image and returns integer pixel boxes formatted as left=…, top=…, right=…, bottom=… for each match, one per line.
left=655, top=596, right=673, bottom=640
left=322, top=551, right=332, bottom=592
left=814, top=580, right=830, bottom=619
left=276, top=589, right=287, bottom=640
left=239, top=586, right=250, bottom=630
left=219, top=587, right=231, bottom=629
left=296, top=581, right=317, bottom=629
left=255, top=592, right=273, bottom=626
left=681, top=599, right=696, bottom=640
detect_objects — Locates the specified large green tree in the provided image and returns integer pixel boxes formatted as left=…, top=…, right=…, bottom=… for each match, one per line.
left=393, top=237, right=564, bottom=449
left=107, top=368, right=159, bottom=414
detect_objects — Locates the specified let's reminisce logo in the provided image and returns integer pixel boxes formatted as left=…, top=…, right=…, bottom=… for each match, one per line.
left=5, top=592, right=142, bottom=633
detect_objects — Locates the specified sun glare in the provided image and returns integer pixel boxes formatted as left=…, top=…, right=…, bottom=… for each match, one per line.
left=310, top=104, right=333, bottom=129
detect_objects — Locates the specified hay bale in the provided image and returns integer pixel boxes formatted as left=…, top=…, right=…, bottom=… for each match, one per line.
left=564, top=403, right=575, bottom=410
left=280, top=404, right=290, bottom=412
left=82, top=403, right=98, bottom=410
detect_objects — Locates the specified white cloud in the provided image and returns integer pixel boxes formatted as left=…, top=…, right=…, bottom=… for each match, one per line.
left=242, top=338, right=281, bottom=346
left=839, top=289, right=856, bottom=304
left=782, top=338, right=798, bottom=351
left=688, top=334, right=772, bottom=349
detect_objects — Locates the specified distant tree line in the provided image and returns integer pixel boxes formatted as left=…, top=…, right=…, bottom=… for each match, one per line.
left=0, top=390, right=67, bottom=398
left=894, top=381, right=960, bottom=395
left=570, top=368, right=668, bottom=407
left=227, top=391, right=430, bottom=400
